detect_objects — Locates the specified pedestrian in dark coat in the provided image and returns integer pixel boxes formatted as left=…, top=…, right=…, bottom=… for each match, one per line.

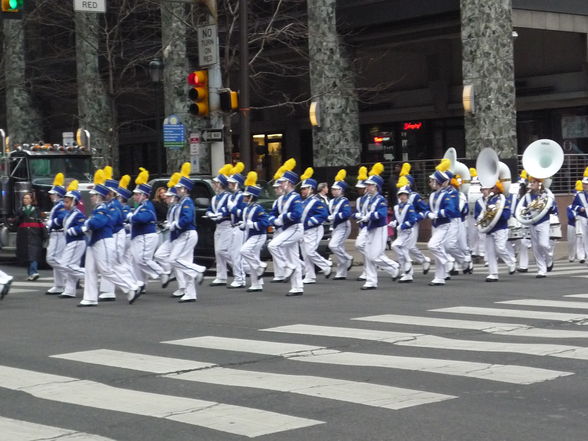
left=14, top=193, right=45, bottom=280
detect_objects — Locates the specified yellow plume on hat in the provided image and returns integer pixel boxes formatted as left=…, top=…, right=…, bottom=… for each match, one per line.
left=369, top=162, right=384, bottom=176
left=396, top=176, right=410, bottom=188
left=135, top=169, right=149, bottom=185
left=520, top=170, right=528, bottom=180
left=218, top=164, right=233, bottom=176
left=300, top=167, right=314, bottom=180
left=119, top=175, right=131, bottom=189
left=52, top=173, right=64, bottom=187
left=245, top=171, right=258, bottom=187
left=231, top=162, right=245, bottom=175
left=67, top=179, right=79, bottom=191
left=575, top=180, right=583, bottom=192
left=584, top=167, right=588, bottom=178
left=357, top=166, right=368, bottom=181
left=93, top=169, right=106, bottom=186
left=180, top=162, right=191, bottom=178
left=273, top=165, right=286, bottom=180
left=103, top=166, right=113, bottom=180
left=283, top=158, right=296, bottom=171
left=469, top=167, right=477, bottom=178
left=168, top=173, right=181, bottom=188
left=399, top=163, right=411, bottom=177
left=334, top=169, right=346, bottom=182
left=435, top=158, right=451, bottom=172
left=495, top=180, right=505, bottom=194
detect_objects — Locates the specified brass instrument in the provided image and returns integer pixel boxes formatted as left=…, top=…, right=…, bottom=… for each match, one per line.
left=520, top=193, right=547, bottom=216
left=476, top=193, right=501, bottom=230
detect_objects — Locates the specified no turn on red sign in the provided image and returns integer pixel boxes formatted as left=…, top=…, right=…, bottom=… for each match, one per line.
left=74, top=0, right=106, bottom=13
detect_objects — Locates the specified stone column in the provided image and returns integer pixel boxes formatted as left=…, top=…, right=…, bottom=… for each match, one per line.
left=307, top=0, right=361, bottom=167
left=2, top=20, right=43, bottom=143
left=460, top=0, right=517, bottom=158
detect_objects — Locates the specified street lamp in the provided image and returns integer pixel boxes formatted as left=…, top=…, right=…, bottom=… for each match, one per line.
left=149, top=58, right=165, bottom=176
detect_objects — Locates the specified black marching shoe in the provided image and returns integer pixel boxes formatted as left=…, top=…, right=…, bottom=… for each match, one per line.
left=547, top=263, right=553, bottom=272
left=517, top=268, right=528, bottom=273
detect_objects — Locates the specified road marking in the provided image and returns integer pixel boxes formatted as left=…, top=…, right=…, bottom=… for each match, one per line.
left=12, top=282, right=55, bottom=288
left=263, top=324, right=588, bottom=361
left=52, top=349, right=455, bottom=410
left=0, top=416, right=116, bottom=441
left=6, top=288, right=41, bottom=294
left=352, top=313, right=588, bottom=338
left=498, top=299, right=588, bottom=310
left=431, top=306, right=588, bottom=323
left=0, top=365, right=322, bottom=438
left=163, top=336, right=571, bottom=384
left=565, top=294, right=588, bottom=298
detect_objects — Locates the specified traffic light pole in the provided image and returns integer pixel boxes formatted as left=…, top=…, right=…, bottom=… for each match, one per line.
left=239, top=0, right=251, bottom=170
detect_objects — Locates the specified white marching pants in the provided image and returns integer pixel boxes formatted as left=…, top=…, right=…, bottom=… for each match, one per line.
left=485, top=229, right=515, bottom=277
left=268, top=224, right=304, bottom=290
left=83, top=238, right=137, bottom=303
left=58, top=240, right=86, bottom=297
left=230, top=227, right=246, bottom=284
left=365, top=226, right=398, bottom=287
left=101, top=229, right=139, bottom=294
left=578, top=216, right=588, bottom=262
left=46, top=231, right=67, bottom=288
left=154, top=239, right=172, bottom=275
left=407, top=223, right=427, bottom=264
left=329, top=221, right=352, bottom=278
left=131, top=233, right=163, bottom=285
left=568, top=224, right=586, bottom=262
left=392, top=229, right=413, bottom=274
left=240, top=233, right=266, bottom=287
left=355, top=227, right=368, bottom=278
left=214, top=222, right=232, bottom=281
left=301, top=226, right=330, bottom=280
left=169, top=230, right=205, bottom=300
left=0, top=269, right=11, bottom=284
left=529, top=221, right=551, bottom=275
left=428, top=223, right=450, bottom=281
left=517, top=238, right=531, bottom=269
left=445, top=218, right=471, bottom=265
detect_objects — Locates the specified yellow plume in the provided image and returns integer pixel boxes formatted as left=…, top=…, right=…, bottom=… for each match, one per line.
left=52, top=173, right=64, bottom=187
left=300, top=167, right=314, bottom=180
left=575, top=180, right=583, bottom=192
left=357, top=166, right=368, bottom=181
left=103, top=166, right=113, bottom=180
left=67, top=179, right=79, bottom=191
left=584, top=167, right=588, bottom=178
left=396, top=176, right=410, bottom=188
left=135, top=169, right=149, bottom=185
left=283, top=158, right=296, bottom=171
left=273, top=166, right=285, bottom=180
left=244, top=171, right=258, bottom=187
left=119, top=175, right=131, bottom=189
left=435, top=158, right=451, bottom=172
left=520, top=170, right=528, bottom=180
left=168, top=173, right=181, bottom=188
left=399, top=163, right=411, bottom=177
left=334, top=169, right=346, bottom=182
left=369, top=162, right=384, bottom=176
left=218, top=164, right=233, bottom=176
left=93, top=169, right=106, bottom=186
left=469, top=167, right=477, bottom=178
left=180, top=162, right=191, bottom=178
left=230, top=161, right=245, bottom=175
left=139, top=167, right=147, bottom=174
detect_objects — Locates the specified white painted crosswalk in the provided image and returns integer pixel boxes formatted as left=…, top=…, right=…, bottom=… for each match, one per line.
left=431, top=306, right=588, bottom=323
left=0, top=416, right=116, bottom=441
left=498, top=299, right=588, bottom=310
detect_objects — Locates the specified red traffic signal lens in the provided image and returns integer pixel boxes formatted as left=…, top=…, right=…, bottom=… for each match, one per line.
left=187, top=70, right=207, bottom=86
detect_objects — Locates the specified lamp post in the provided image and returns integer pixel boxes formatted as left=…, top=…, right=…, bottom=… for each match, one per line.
left=149, top=58, right=165, bottom=177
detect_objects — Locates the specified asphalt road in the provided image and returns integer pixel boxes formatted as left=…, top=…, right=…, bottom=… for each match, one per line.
left=1, top=255, right=588, bottom=441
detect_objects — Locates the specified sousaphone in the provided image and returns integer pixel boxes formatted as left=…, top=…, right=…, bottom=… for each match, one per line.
left=475, top=148, right=511, bottom=233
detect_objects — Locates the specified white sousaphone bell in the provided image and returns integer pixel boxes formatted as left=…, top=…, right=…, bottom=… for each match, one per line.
left=475, top=148, right=511, bottom=233
left=443, top=147, right=471, bottom=194
left=514, top=139, right=564, bottom=226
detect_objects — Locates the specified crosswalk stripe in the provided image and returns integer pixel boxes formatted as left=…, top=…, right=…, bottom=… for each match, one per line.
left=11, top=282, right=54, bottom=288
left=565, top=294, right=588, bottom=298
left=352, top=314, right=588, bottom=338
left=498, top=299, right=588, bottom=310
left=0, top=416, right=116, bottom=441
left=543, top=269, right=588, bottom=276
left=52, top=349, right=455, bottom=410
left=7, top=288, right=40, bottom=294
left=0, top=365, right=322, bottom=438
left=263, top=324, right=588, bottom=361
left=431, top=306, right=588, bottom=323
left=163, top=336, right=571, bottom=384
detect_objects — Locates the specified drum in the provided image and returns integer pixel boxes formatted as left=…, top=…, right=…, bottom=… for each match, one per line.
left=508, top=217, right=524, bottom=241
left=549, top=214, right=562, bottom=240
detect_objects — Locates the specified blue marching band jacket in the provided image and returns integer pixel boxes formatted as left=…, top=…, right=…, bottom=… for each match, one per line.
left=474, top=193, right=512, bottom=234
left=394, top=201, right=418, bottom=231
left=129, top=200, right=157, bottom=239
left=226, top=191, right=246, bottom=226
left=206, top=191, right=232, bottom=224
left=329, top=196, right=352, bottom=228
left=301, top=195, right=328, bottom=231
left=64, top=207, right=87, bottom=244
left=427, top=187, right=460, bottom=228
left=47, top=200, right=67, bottom=232
left=240, top=203, right=270, bottom=238
left=363, top=193, right=388, bottom=230
left=78, top=203, right=113, bottom=247
left=170, top=196, right=197, bottom=241
left=407, top=191, right=428, bottom=222
left=354, top=193, right=372, bottom=229
left=567, top=204, right=577, bottom=227
left=120, top=203, right=132, bottom=234
left=270, top=191, right=302, bottom=229
left=108, top=198, right=125, bottom=234
left=572, top=191, right=588, bottom=219
left=516, top=190, right=557, bottom=225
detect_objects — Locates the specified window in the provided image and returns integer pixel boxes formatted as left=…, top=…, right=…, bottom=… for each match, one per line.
left=29, top=156, right=93, bottom=182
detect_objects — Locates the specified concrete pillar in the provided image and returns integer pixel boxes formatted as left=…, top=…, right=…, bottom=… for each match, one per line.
left=460, top=0, right=517, bottom=159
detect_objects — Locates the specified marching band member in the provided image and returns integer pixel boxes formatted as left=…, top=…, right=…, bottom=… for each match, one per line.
left=353, top=166, right=369, bottom=282
left=0, top=269, right=12, bottom=300
left=226, top=162, right=247, bottom=289
left=426, top=159, right=459, bottom=286
left=45, top=173, right=68, bottom=295
left=399, top=163, right=431, bottom=274
left=390, top=177, right=418, bottom=283
left=567, top=181, right=586, bottom=263
left=328, top=169, right=353, bottom=280
left=269, top=166, right=287, bottom=283
left=515, top=171, right=531, bottom=272
left=467, top=168, right=484, bottom=260
left=359, top=164, right=400, bottom=290
left=115, top=175, right=134, bottom=265
left=59, top=180, right=86, bottom=298
left=78, top=170, right=140, bottom=307
left=475, top=181, right=516, bottom=282
left=206, top=164, right=234, bottom=287
left=299, top=167, right=331, bottom=284
left=170, top=163, right=206, bottom=303
left=239, top=172, right=270, bottom=292
left=154, top=173, right=181, bottom=290
left=129, top=168, right=165, bottom=292
left=572, top=168, right=588, bottom=264
left=267, top=159, right=305, bottom=296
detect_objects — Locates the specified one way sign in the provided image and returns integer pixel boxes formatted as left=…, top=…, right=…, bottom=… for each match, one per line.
left=202, top=129, right=223, bottom=142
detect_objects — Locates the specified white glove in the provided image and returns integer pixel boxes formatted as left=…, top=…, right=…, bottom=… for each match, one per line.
left=126, top=212, right=133, bottom=221
left=170, top=222, right=179, bottom=231
left=274, top=216, right=283, bottom=227
left=427, top=212, right=437, bottom=220
left=361, top=215, right=370, bottom=223
left=66, top=227, right=77, bottom=236
left=327, top=214, right=334, bottom=222
left=388, top=220, right=397, bottom=228
left=246, top=220, right=255, bottom=229
left=354, top=213, right=363, bottom=220
left=81, top=225, right=89, bottom=233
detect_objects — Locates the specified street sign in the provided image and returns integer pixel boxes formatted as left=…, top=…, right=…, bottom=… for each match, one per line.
left=62, top=132, right=75, bottom=146
left=163, top=115, right=186, bottom=150
left=74, top=0, right=106, bottom=13
left=189, top=132, right=201, bottom=173
left=197, top=24, right=218, bottom=66
left=202, top=129, right=223, bottom=142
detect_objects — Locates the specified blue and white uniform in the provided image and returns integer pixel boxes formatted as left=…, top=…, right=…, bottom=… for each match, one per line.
left=226, top=190, right=247, bottom=287
left=300, top=195, right=330, bottom=283
left=442, top=186, right=472, bottom=273
left=207, top=190, right=232, bottom=283
left=130, top=199, right=164, bottom=286
left=391, top=201, right=418, bottom=281
left=46, top=199, right=68, bottom=293
left=353, top=192, right=371, bottom=280
left=154, top=198, right=180, bottom=282
left=59, top=206, right=87, bottom=297
left=572, top=190, right=588, bottom=262
left=239, top=202, right=269, bottom=290
left=328, top=196, right=353, bottom=278
left=406, top=190, right=431, bottom=268
left=567, top=204, right=585, bottom=262
left=268, top=193, right=285, bottom=280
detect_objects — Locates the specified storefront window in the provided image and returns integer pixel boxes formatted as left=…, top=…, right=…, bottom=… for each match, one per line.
left=252, top=133, right=283, bottom=180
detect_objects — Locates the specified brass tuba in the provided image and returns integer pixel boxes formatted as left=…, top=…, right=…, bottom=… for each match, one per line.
left=475, top=148, right=509, bottom=233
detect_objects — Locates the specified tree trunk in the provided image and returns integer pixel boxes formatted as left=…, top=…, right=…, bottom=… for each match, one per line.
left=74, top=12, right=114, bottom=170
left=2, top=19, right=43, bottom=143
left=307, top=0, right=361, bottom=167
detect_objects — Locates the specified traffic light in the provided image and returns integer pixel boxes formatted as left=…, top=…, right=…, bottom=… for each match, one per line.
left=219, top=88, right=239, bottom=112
left=187, top=70, right=209, bottom=117
left=1, top=0, right=23, bottom=18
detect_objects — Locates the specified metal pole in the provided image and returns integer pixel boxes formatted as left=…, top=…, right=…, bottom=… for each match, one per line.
left=207, top=0, right=225, bottom=175
left=239, top=0, right=251, bottom=169
left=155, top=83, right=163, bottom=177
